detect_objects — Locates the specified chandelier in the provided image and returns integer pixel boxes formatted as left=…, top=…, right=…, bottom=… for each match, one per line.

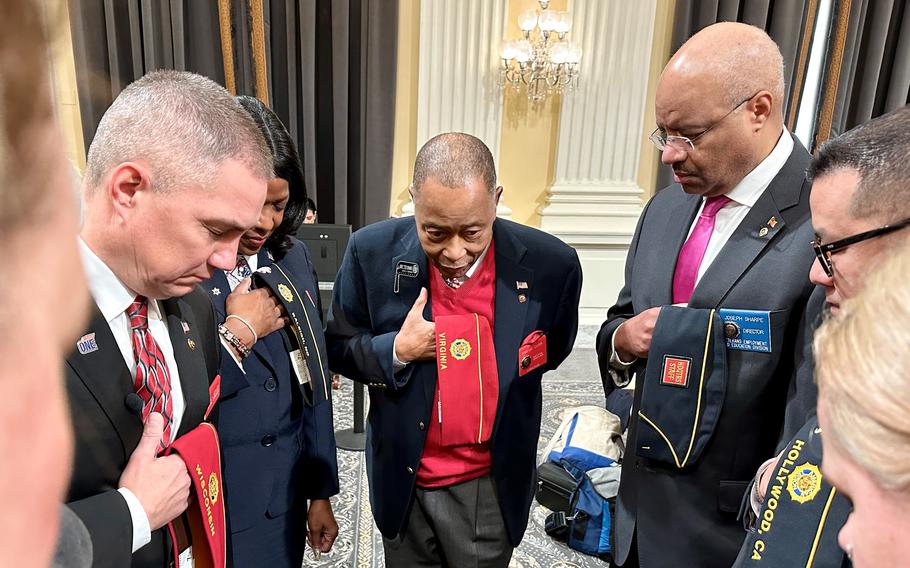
left=499, top=0, right=582, bottom=103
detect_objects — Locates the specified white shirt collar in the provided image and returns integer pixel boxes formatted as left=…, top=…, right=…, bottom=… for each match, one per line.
left=78, top=238, right=162, bottom=323
left=724, top=130, right=794, bottom=208
left=464, top=243, right=491, bottom=279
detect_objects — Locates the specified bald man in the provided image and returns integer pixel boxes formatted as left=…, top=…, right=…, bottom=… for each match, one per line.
left=596, top=23, right=816, bottom=567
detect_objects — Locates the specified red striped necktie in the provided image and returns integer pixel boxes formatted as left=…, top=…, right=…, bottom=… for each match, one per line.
left=127, top=296, right=174, bottom=449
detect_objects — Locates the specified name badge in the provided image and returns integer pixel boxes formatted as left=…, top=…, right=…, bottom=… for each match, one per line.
left=289, top=349, right=312, bottom=386
left=394, top=261, right=419, bottom=294
left=718, top=309, right=771, bottom=353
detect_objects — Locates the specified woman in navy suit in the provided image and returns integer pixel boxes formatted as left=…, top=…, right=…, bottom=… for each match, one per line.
left=204, top=96, right=339, bottom=566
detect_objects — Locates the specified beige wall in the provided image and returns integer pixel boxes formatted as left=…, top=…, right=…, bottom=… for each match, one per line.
left=43, top=0, right=85, bottom=173
left=389, top=0, right=422, bottom=217
left=637, top=0, right=676, bottom=199
left=391, top=0, right=679, bottom=221
left=496, top=0, right=567, bottom=227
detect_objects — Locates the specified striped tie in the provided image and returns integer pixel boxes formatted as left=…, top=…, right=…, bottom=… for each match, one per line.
left=128, top=296, right=174, bottom=449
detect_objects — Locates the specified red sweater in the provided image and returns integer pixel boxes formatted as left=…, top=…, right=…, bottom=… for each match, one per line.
left=417, top=244, right=497, bottom=488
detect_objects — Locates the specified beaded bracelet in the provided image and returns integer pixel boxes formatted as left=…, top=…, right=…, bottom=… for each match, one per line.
left=218, top=323, right=252, bottom=358
left=226, top=314, right=258, bottom=344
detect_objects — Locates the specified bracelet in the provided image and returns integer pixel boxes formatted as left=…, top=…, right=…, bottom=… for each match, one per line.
left=218, top=323, right=252, bottom=358
left=226, top=314, right=258, bottom=344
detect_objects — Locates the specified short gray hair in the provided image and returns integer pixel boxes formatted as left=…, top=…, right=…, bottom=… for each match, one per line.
left=411, top=132, right=497, bottom=193
left=84, top=70, right=272, bottom=193
left=808, top=105, right=910, bottom=222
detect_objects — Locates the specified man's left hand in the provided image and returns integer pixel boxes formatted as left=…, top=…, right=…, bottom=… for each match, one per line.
left=307, top=499, right=339, bottom=554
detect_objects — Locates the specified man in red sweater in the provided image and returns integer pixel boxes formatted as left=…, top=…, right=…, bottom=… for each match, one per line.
left=326, top=132, right=582, bottom=566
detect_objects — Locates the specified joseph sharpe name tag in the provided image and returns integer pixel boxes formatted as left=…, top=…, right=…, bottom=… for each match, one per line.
left=718, top=309, right=771, bottom=353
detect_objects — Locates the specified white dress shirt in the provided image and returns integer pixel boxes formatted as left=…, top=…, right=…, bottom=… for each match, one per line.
left=609, top=131, right=794, bottom=377
left=78, top=239, right=186, bottom=553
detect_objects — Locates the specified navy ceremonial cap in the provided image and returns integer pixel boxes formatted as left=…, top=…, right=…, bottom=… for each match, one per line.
left=252, top=265, right=330, bottom=405
left=733, top=416, right=852, bottom=568
left=636, top=306, right=727, bottom=469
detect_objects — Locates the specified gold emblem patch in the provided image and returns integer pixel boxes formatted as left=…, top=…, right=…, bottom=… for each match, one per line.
left=208, top=473, right=219, bottom=504
left=278, top=283, right=294, bottom=303
left=449, top=338, right=471, bottom=360
left=787, top=462, right=822, bottom=503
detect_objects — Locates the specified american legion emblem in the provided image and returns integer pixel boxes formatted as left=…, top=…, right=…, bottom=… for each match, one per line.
left=278, top=283, right=294, bottom=303
left=449, top=338, right=472, bottom=360
left=787, top=462, right=822, bottom=504
left=208, top=473, right=220, bottom=504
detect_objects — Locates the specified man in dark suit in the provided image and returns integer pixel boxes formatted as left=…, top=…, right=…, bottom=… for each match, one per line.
left=596, top=23, right=816, bottom=567
left=326, top=132, right=582, bottom=566
left=65, top=70, right=272, bottom=567
left=735, top=105, right=910, bottom=568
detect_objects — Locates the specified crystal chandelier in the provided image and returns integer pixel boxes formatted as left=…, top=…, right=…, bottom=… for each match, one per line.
left=499, top=0, right=582, bottom=103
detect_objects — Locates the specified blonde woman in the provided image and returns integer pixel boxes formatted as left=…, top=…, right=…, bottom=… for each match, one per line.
left=815, top=241, right=910, bottom=567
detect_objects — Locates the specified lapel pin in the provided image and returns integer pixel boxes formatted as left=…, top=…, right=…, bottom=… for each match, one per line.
left=518, top=293, right=527, bottom=303
left=76, top=333, right=99, bottom=355
left=187, top=338, right=197, bottom=351
left=759, top=227, right=769, bottom=237
left=181, top=321, right=190, bottom=333
left=212, top=287, right=221, bottom=296
left=516, top=281, right=528, bottom=290
left=257, top=266, right=271, bottom=274
left=267, top=250, right=274, bottom=261
left=768, top=216, right=778, bottom=228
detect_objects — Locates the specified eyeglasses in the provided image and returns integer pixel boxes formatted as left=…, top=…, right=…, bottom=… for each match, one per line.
left=649, top=92, right=760, bottom=152
left=811, top=218, right=910, bottom=277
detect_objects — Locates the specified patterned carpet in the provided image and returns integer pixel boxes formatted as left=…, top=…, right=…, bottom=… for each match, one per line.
left=304, top=327, right=608, bottom=568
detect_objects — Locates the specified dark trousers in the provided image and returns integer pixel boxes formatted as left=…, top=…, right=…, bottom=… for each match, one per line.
left=382, top=474, right=513, bottom=568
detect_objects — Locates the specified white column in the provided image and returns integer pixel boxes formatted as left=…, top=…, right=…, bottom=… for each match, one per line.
left=403, top=0, right=511, bottom=218
left=540, top=0, right=657, bottom=324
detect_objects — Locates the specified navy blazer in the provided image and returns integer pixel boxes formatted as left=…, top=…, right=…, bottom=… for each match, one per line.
left=203, top=238, right=338, bottom=537
left=325, top=217, right=582, bottom=546
left=596, top=136, right=817, bottom=568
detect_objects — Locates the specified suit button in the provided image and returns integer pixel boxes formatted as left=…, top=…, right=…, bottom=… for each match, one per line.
left=264, top=377, right=277, bottom=392
left=418, top=421, right=426, bottom=431
left=261, top=435, right=276, bottom=447
left=406, top=466, right=415, bottom=475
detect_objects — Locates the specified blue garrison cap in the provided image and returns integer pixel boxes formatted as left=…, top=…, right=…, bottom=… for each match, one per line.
left=636, top=306, right=727, bottom=469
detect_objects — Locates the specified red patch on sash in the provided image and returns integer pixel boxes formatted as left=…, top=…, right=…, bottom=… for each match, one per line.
left=661, top=356, right=691, bottom=388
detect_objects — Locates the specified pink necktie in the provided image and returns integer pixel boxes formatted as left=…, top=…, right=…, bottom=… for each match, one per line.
left=672, top=195, right=731, bottom=304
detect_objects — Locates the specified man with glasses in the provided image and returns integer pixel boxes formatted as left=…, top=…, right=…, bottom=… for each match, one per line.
left=736, top=104, right=910, bottom=567
left=596, top=22, right=817, bottom=567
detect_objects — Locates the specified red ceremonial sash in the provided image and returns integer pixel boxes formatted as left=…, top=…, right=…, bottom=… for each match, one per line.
left=434, top=313, right=499, bottom=446
left=167, top=422, right=227, bottom=568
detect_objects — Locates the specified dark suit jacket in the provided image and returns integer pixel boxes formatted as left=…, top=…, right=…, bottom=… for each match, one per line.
left=325, top=217, right=582, bottom=546
left=65, top=288, right=220, bottom=568
left=203, top=238, right=338, bottom=564
left=596, top=137, right=816, bottom=568
left=779, top=285, right=827, bottom=446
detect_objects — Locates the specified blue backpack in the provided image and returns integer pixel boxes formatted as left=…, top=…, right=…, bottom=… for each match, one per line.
left=539, top=406, right=623, bottom=561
